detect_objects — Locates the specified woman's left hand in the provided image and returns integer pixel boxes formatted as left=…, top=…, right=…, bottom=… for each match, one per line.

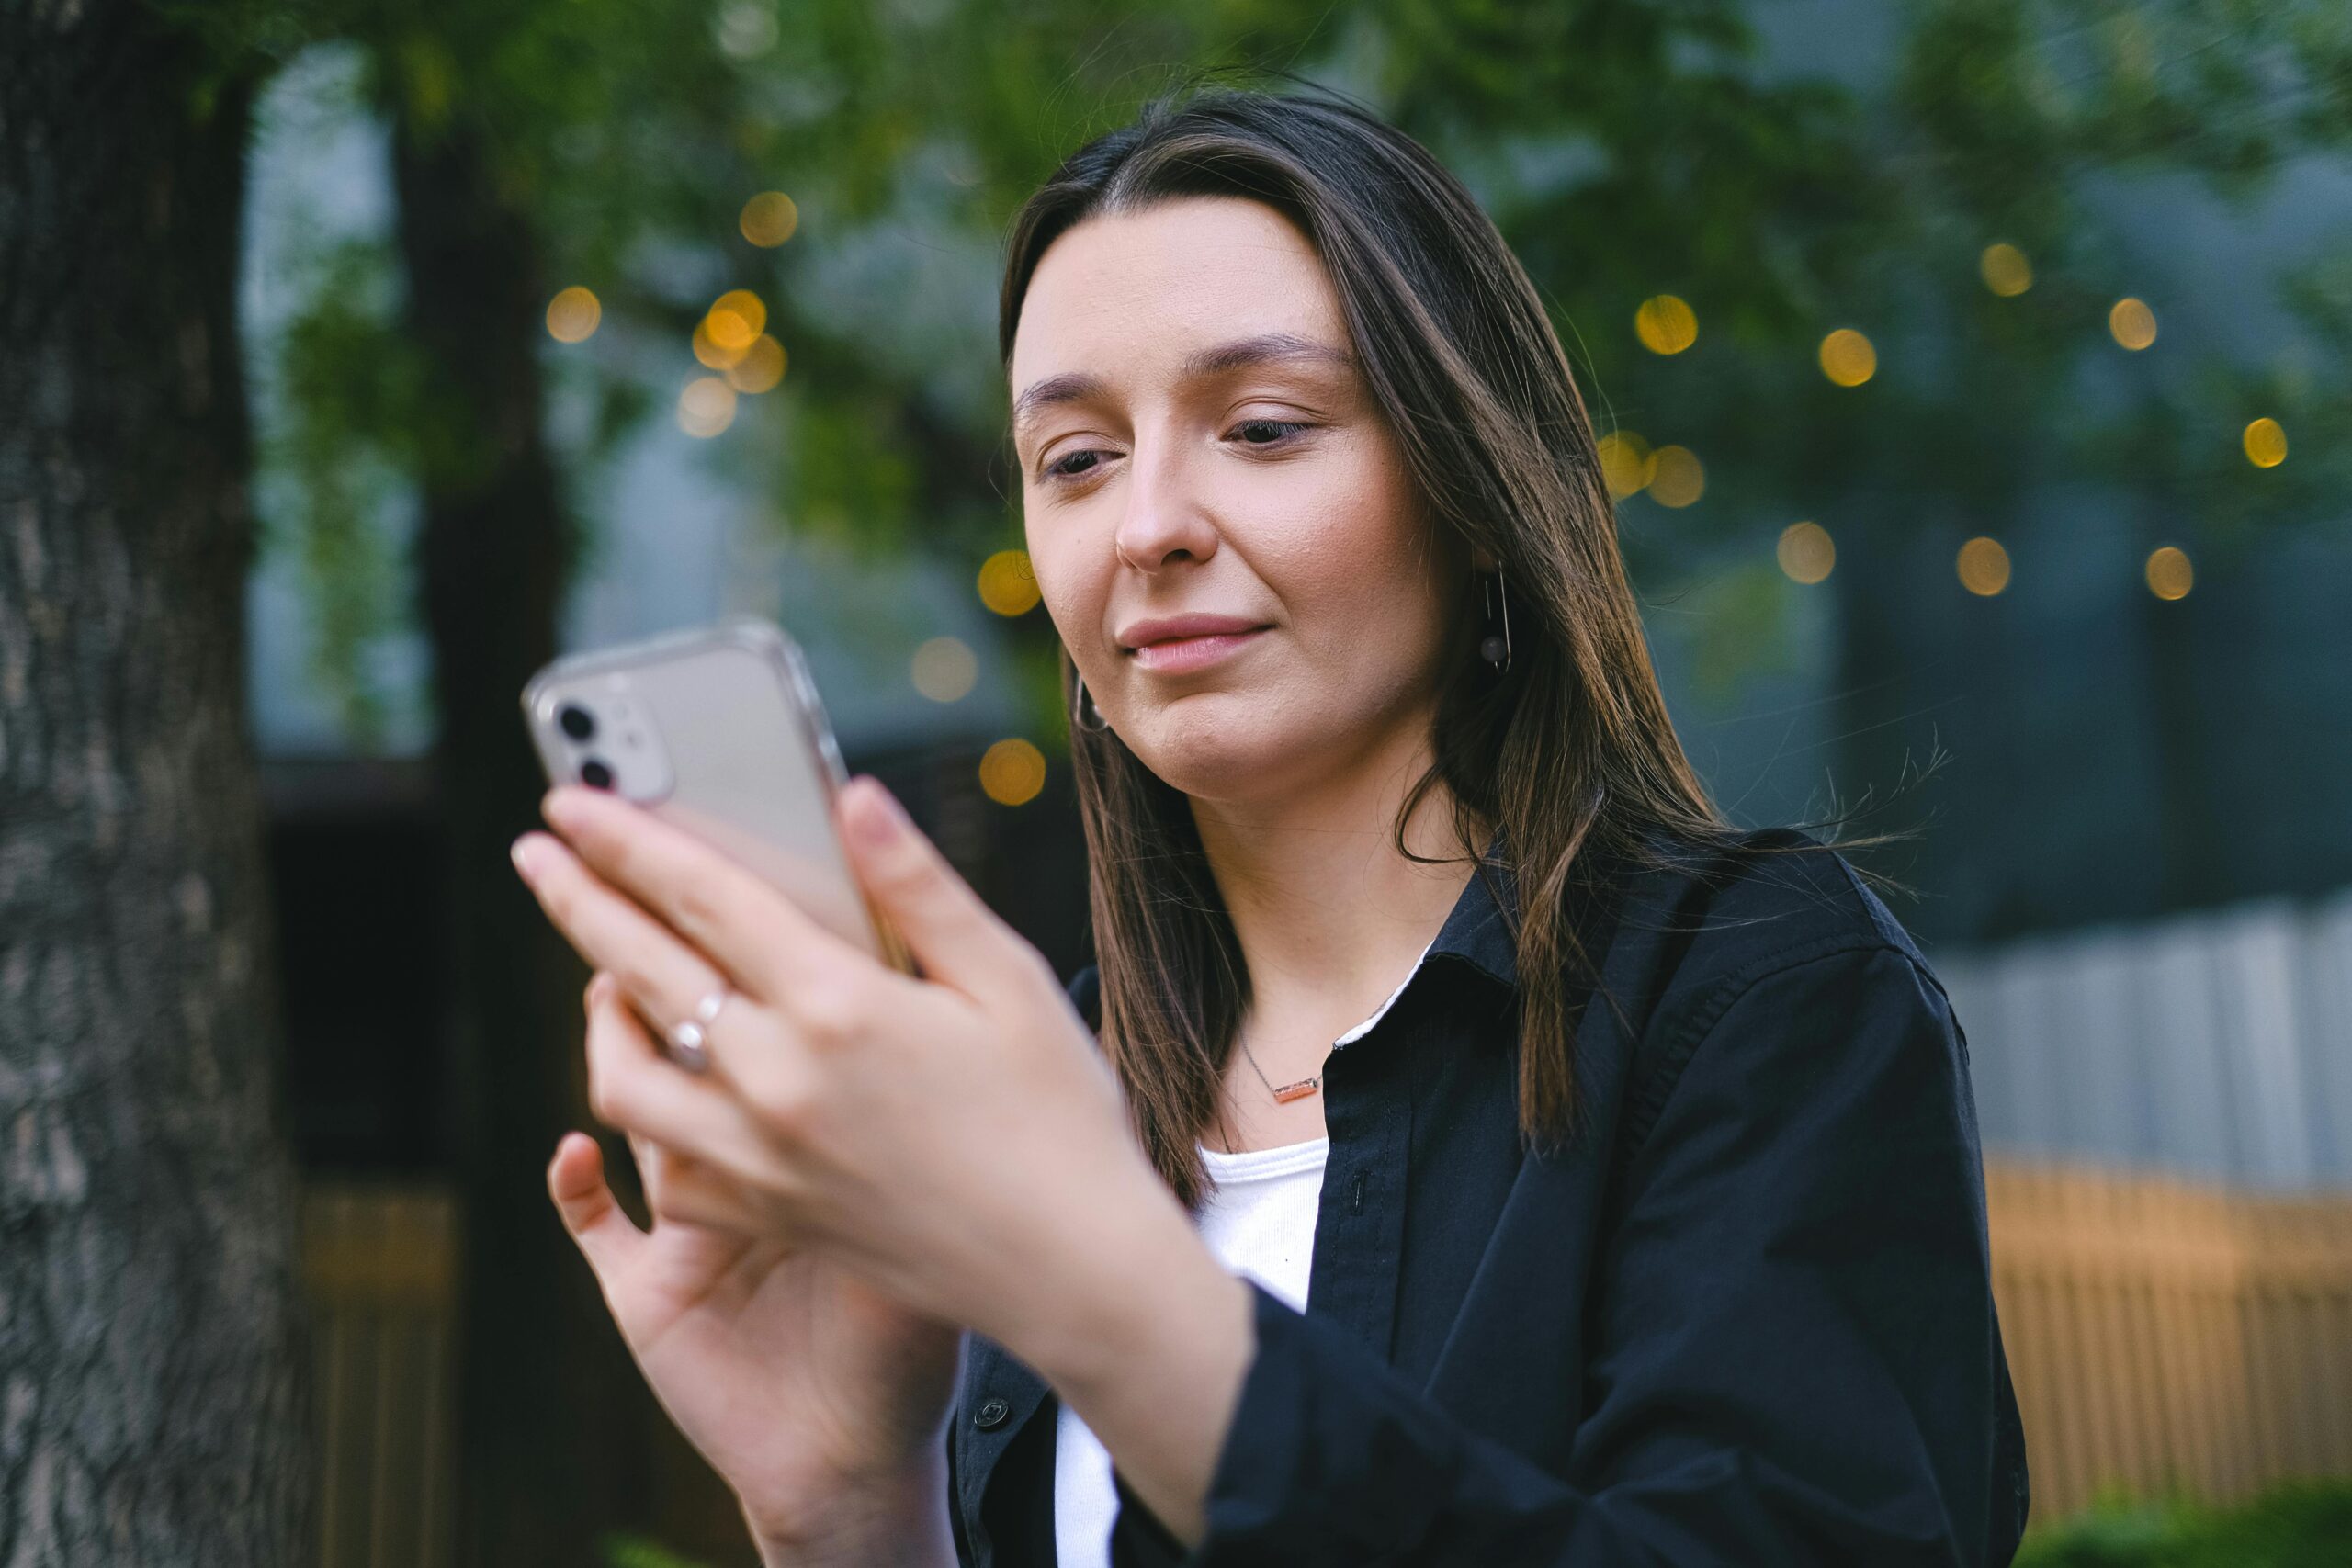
left=509, top=775, right=1194, bottom=1374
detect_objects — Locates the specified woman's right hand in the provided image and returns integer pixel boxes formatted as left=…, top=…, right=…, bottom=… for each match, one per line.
left=548, top=972, right=964, bottom=1558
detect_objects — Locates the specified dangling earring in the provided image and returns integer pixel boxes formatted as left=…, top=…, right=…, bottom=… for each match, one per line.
left=1071, top=671, right=1111, bottom=733
left=1479, top=566, right=1513, bottom=675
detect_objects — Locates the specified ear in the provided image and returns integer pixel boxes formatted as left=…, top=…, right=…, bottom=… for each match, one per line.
left=1471, top=543, right=1499, bottom=573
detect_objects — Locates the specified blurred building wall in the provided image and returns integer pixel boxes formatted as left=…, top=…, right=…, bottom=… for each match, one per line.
left=1938, top=888, right=2352, bottom=1192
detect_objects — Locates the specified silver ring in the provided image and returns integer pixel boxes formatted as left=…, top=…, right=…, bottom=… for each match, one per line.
left=667, top=987, right=732, bottom=1074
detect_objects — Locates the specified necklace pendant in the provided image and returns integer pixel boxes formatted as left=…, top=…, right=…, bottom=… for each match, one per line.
left=1272, top=1077, right=1320, bottom=1104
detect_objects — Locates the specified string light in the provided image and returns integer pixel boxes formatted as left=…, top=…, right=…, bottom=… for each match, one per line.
left=2145, top=547, right=2193, bottom=600
left=977, top=550, right=1041, bottom=615
left=1634, top=295, right=1698, bottom=355
left=705, top=290, right=766, bottom=350
left=546, top=287, right=601, bottom=343
left=727, top=335, right=786, bottom=393
left=1646, top=445, right=1704, bottom=508
left=1957, top=536, right=2011, bottom=596
left=1596, top=431, right=1657, bottom=499
left=2243, top=417, right=2287, bottom=468
left=1778, top=522, right=1836, bottom=583
left=911, top=637, right=978, bottom=702
left=740, top=191, right=799, bottom=247
left=678, top=377, right=738, bottom=438
left=1819, top=329, right=1876, bottom=387
left=979, top=739, right=1046, bottom=805
left=1980, top=243, right=2032, bottom=297
left=2109, top=298, right=2157, bottom=350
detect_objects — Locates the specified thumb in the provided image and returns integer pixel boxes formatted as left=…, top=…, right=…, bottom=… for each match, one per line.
left=547, top=1131, right=644, bottom=1280
left=837, top=774, right=1033, bottom=1001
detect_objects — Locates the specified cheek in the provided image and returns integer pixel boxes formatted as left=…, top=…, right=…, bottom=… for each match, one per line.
left=1022, top=525, right=1102, bottom=654
left=1253, top=437, right=1448, bottom=648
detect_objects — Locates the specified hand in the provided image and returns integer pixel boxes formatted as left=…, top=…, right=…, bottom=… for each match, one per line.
left=546, top=1055, right=961, bottom=1550
left=509, top=774, right=1184, bottom=1383
left=514, top=775, right=1257, bottom=1546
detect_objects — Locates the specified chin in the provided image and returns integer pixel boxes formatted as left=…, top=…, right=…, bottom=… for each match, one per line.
left=1121, top=689, right=1334, bottom=800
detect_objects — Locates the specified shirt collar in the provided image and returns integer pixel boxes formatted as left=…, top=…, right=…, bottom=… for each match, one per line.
left=1427, top=823, right=1623, bottom=994
left=1428, top=826, right=1521, bottom=989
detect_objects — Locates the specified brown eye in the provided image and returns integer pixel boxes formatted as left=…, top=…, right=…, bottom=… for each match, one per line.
left=1045, top=448, right=1107, bottom=480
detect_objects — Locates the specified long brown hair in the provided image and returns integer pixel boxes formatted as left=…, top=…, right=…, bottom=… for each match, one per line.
left=1000, top=78, right=1922, bottom=1208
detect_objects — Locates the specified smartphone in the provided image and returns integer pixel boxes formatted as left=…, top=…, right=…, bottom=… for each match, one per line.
left=518, top=615, right=918, bottom=977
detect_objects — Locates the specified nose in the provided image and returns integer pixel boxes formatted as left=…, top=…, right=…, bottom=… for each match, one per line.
left=1111, top=426, right=1218, bottom=573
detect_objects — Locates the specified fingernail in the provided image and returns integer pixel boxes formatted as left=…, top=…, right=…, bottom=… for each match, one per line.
left=511, top=835, right=540, bottom=881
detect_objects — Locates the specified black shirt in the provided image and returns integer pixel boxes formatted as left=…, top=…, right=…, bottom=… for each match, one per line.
left=948, top=824, right=2030, bottom=1566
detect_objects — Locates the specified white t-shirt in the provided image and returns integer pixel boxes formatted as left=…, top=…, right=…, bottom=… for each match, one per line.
left=1050, top=939, right=1433, bottom=1568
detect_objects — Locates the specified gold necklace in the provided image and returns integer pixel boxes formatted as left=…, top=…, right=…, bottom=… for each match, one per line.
left=1235, top=1030, right=1321, bottom=1104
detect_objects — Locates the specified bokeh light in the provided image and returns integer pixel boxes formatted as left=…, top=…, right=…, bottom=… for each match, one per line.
left=546, top=286, right=601, bottom=343
left=1646, top=445, right=1705, bottom=508
left=1778, top=521, right=1836, bottom=584
left=1980, top=243, right=2033, bottom=297
left=705, top=289, right=766, bottom=351
left=1958, top=536, right=2012, bottom=596
left=2244, top=417, right=2288, bottom=468
left=727, top=334, right=786, bottom=393
left=1819, top=328, right=1877, bottom=387
left=694, top=318, right=751, bottom=369
left=740, top=191, right=800, bottom=248
left=977, top=549, right=1041, bottom=615
left=1596, top=431, right=1657, bottom=499
left=715, top=2, right=778, bottom=59
left=1634, top=294, right=1699, bottom=355
left=677, top=377, right=738, bottom=438
left=978, top=739, right=1046, bottom=806
left=2109, top=297, right=2158, bottom=350
left=2145, top=547, right=2194, bottom=601
left=911, top=637, right=978, bottom=702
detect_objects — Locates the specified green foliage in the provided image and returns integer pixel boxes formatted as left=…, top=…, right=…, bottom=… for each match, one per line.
left=596, top=1532, right=716, bottom=1568
left=1679, top=558, right=1807, bottom=706
left=254, top=227, right=428, bottom=747
left=218, top=0, right=2352, bottom=749
left=2015, top=1476, right=2352, bottom=1568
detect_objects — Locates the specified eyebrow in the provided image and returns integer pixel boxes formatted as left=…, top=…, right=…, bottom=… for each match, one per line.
left=1011, top=331, right=1356, bottom=442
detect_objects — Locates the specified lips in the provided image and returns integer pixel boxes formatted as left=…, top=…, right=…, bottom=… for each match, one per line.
left=1116, top=613, right=1272, bottom=650
left=1126, top=626, right=1269, bottom=675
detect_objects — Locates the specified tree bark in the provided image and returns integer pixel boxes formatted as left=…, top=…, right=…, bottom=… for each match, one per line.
left=386, top=100, right=660, bottom=1567
left=0, top=4, right=311, bottom=1564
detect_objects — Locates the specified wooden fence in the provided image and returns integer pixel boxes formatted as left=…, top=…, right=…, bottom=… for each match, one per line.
left=298, top=1163, right=2352, bottom=1562
left=1984, top=1159, right=2352, bottom=1520
left=302, top=1184, right=458, bottom=1568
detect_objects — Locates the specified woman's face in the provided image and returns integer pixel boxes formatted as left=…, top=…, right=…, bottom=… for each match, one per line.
left=1010, top=195, right=1478, bottom=805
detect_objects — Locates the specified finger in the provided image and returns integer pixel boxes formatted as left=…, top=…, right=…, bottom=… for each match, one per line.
left=518, top=833, right=751, bottom=1067
left=627, top=1128, right=777, bottom=1239
left=547, top=1131, right=644, bottom=1279
left=535, top=784, right=866, bottom=1006
left=624, top=1129, right=666, bottom=1213
left=626, top=1133, right=741, bottom=1227
left=584, top=974, right=775, bottom=1177
left=835, top=774, right=1044, bottom=1005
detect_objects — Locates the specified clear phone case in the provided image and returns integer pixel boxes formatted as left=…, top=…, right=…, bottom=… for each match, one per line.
left=518, top=615, right=916, bottom=976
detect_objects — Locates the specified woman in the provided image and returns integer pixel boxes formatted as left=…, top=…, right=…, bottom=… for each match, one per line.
left=509, top=84, right=2030, bottom=1566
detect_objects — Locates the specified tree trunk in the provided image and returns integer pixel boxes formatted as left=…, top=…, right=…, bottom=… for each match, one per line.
left=386, top=101, right=660, bottom=1568
left=0, top=5, right=312, bottom=1564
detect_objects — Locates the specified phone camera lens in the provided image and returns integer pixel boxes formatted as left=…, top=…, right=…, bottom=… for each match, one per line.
left=579, top=758, right=615, bottom=789
left=559, top=704, right=596, bottom=741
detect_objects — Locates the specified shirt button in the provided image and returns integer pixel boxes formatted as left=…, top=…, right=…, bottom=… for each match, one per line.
left=973, top=1396, right=1012, bottom=1430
